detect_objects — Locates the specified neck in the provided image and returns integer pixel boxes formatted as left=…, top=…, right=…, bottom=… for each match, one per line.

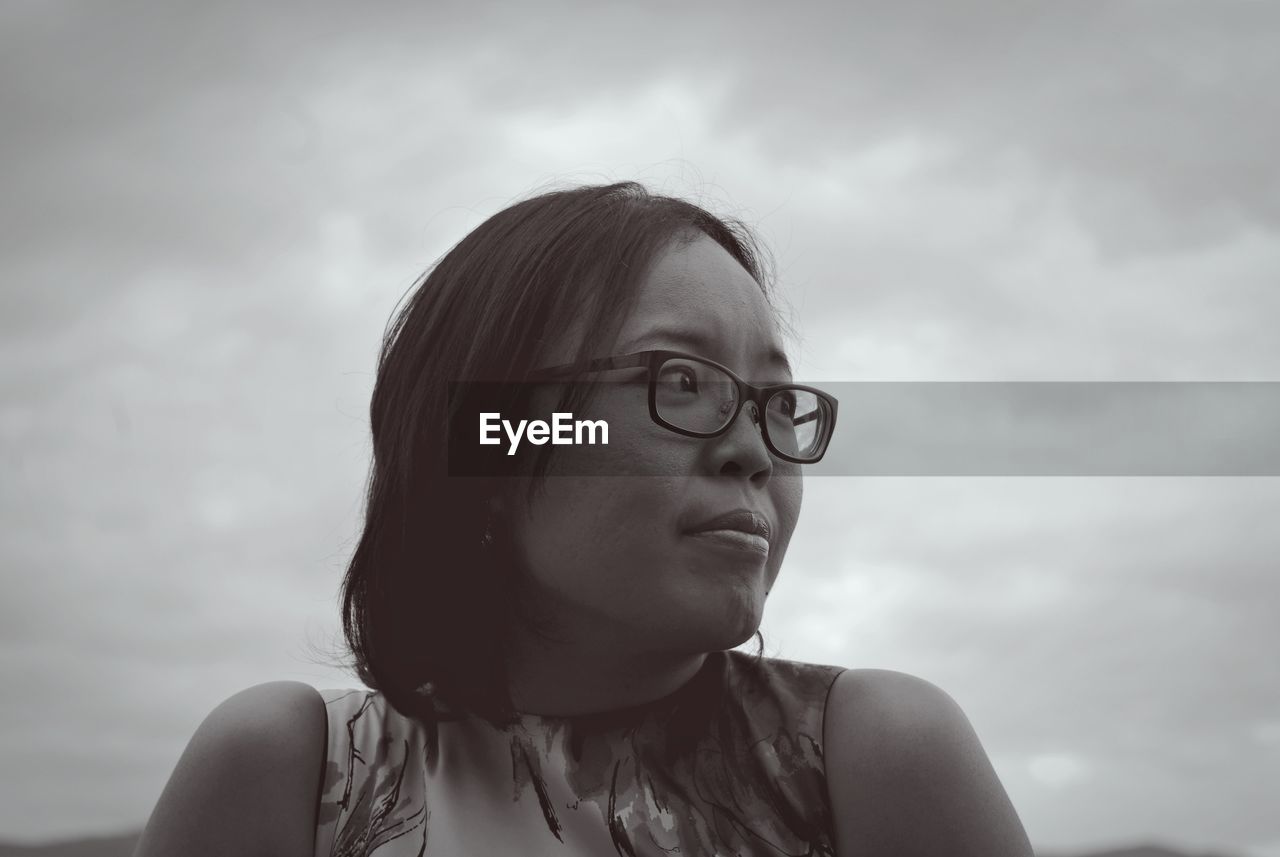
left=502, top=617, right=708, bottom=717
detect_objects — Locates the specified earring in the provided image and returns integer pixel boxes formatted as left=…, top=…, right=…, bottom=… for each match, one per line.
left=480, top=508, right=495, bottom=547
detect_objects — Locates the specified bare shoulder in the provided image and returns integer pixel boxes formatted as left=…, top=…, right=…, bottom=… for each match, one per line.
left=133, top=680, right=328, bottom=857
left=822, top=668, right=1034, bottom=857
left=207, top=680, right=327, bottom=742
left=824, top=668, right=964, bottom=742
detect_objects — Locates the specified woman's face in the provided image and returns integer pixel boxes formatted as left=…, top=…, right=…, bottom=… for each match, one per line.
left=501, top=233, right=803, bottom=657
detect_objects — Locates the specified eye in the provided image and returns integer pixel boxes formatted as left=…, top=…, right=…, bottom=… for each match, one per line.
left=660, top=365, right=700, bottom=393
left=771, top=389, right=797, bottom=417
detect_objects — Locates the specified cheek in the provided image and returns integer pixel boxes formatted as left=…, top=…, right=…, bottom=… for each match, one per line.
left=542, top=398, right=688, bottom=480
left=516, top=475, right=679, bottom=584
left=770, top=472, right=805, bottom=552
left=782, top=472, right=803, bottom=524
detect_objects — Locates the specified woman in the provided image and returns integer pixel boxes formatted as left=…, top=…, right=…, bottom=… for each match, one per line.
left=134, top=181, right=1034, bottom=856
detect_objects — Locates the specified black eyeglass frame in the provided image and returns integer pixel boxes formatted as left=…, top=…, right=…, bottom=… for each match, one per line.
left=527, top=349, right=839, bottom=464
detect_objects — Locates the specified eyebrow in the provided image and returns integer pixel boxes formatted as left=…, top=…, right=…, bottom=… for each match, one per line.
left=623, top=327, right=793, bottom=377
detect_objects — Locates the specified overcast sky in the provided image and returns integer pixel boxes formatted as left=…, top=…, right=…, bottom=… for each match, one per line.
left=2, top=2, right=1278, bottom=854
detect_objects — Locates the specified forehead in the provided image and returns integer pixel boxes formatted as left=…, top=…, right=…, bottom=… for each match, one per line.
left=616, top=234, right=790, bottom=374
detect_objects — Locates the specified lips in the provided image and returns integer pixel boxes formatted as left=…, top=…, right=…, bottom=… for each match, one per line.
left=683, top=509, right=772, bottom=543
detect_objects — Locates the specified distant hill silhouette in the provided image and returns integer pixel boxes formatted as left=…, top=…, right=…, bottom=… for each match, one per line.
left=1037, top=847, right=1237, bottom=857
left=0, top=832, right=138, bottom=857
left=0, top=832, right=1242, bottom=857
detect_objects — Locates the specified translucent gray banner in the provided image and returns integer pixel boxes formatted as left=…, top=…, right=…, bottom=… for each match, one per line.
left=811, top=382, right=1280, bottom=476
left=446, top=382, right=1280, bottom=476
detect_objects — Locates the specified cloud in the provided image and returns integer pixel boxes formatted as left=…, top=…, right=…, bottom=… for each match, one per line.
left=770, top=476, right=1280, bottom=849
left=2, top=0, right=1278, bottom=852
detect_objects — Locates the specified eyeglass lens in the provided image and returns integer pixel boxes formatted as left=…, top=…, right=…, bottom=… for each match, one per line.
left=653, top=356, right=829, bottom=460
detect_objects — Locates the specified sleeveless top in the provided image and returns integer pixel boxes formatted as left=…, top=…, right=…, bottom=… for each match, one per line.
left=313, top=650, right=847, bottom=857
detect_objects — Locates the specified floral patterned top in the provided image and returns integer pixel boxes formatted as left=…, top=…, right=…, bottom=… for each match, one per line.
left=313, top=650, right=847, bottom=856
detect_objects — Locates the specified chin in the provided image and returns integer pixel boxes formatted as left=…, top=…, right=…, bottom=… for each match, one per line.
left=722, top=624, right=762, bottom=650
left=639, top=606, right=756, bottom=653
left=706, top=629, right=761, bottom=659
left=692, top=606, right=764, bottom=652
left=643, top=576, right=767, bottom=650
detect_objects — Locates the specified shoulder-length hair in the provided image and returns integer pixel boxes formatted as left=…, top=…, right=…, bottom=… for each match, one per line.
left=339, top=180, right=787, bottom=729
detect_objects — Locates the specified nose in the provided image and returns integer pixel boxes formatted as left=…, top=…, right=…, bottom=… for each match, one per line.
left=712, top=397, right=773, bottom=478
left=722, top=397, right=760, bottom=425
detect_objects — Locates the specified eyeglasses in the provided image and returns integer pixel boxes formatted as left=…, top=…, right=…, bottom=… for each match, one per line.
left=527, top=349, right=838, bottom=464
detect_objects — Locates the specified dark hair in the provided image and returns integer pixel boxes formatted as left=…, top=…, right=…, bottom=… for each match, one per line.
left=337, top=180, right=790, bottom=730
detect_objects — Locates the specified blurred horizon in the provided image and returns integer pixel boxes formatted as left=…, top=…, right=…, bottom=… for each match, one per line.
left=0, top=830, right=1249, bottom=857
